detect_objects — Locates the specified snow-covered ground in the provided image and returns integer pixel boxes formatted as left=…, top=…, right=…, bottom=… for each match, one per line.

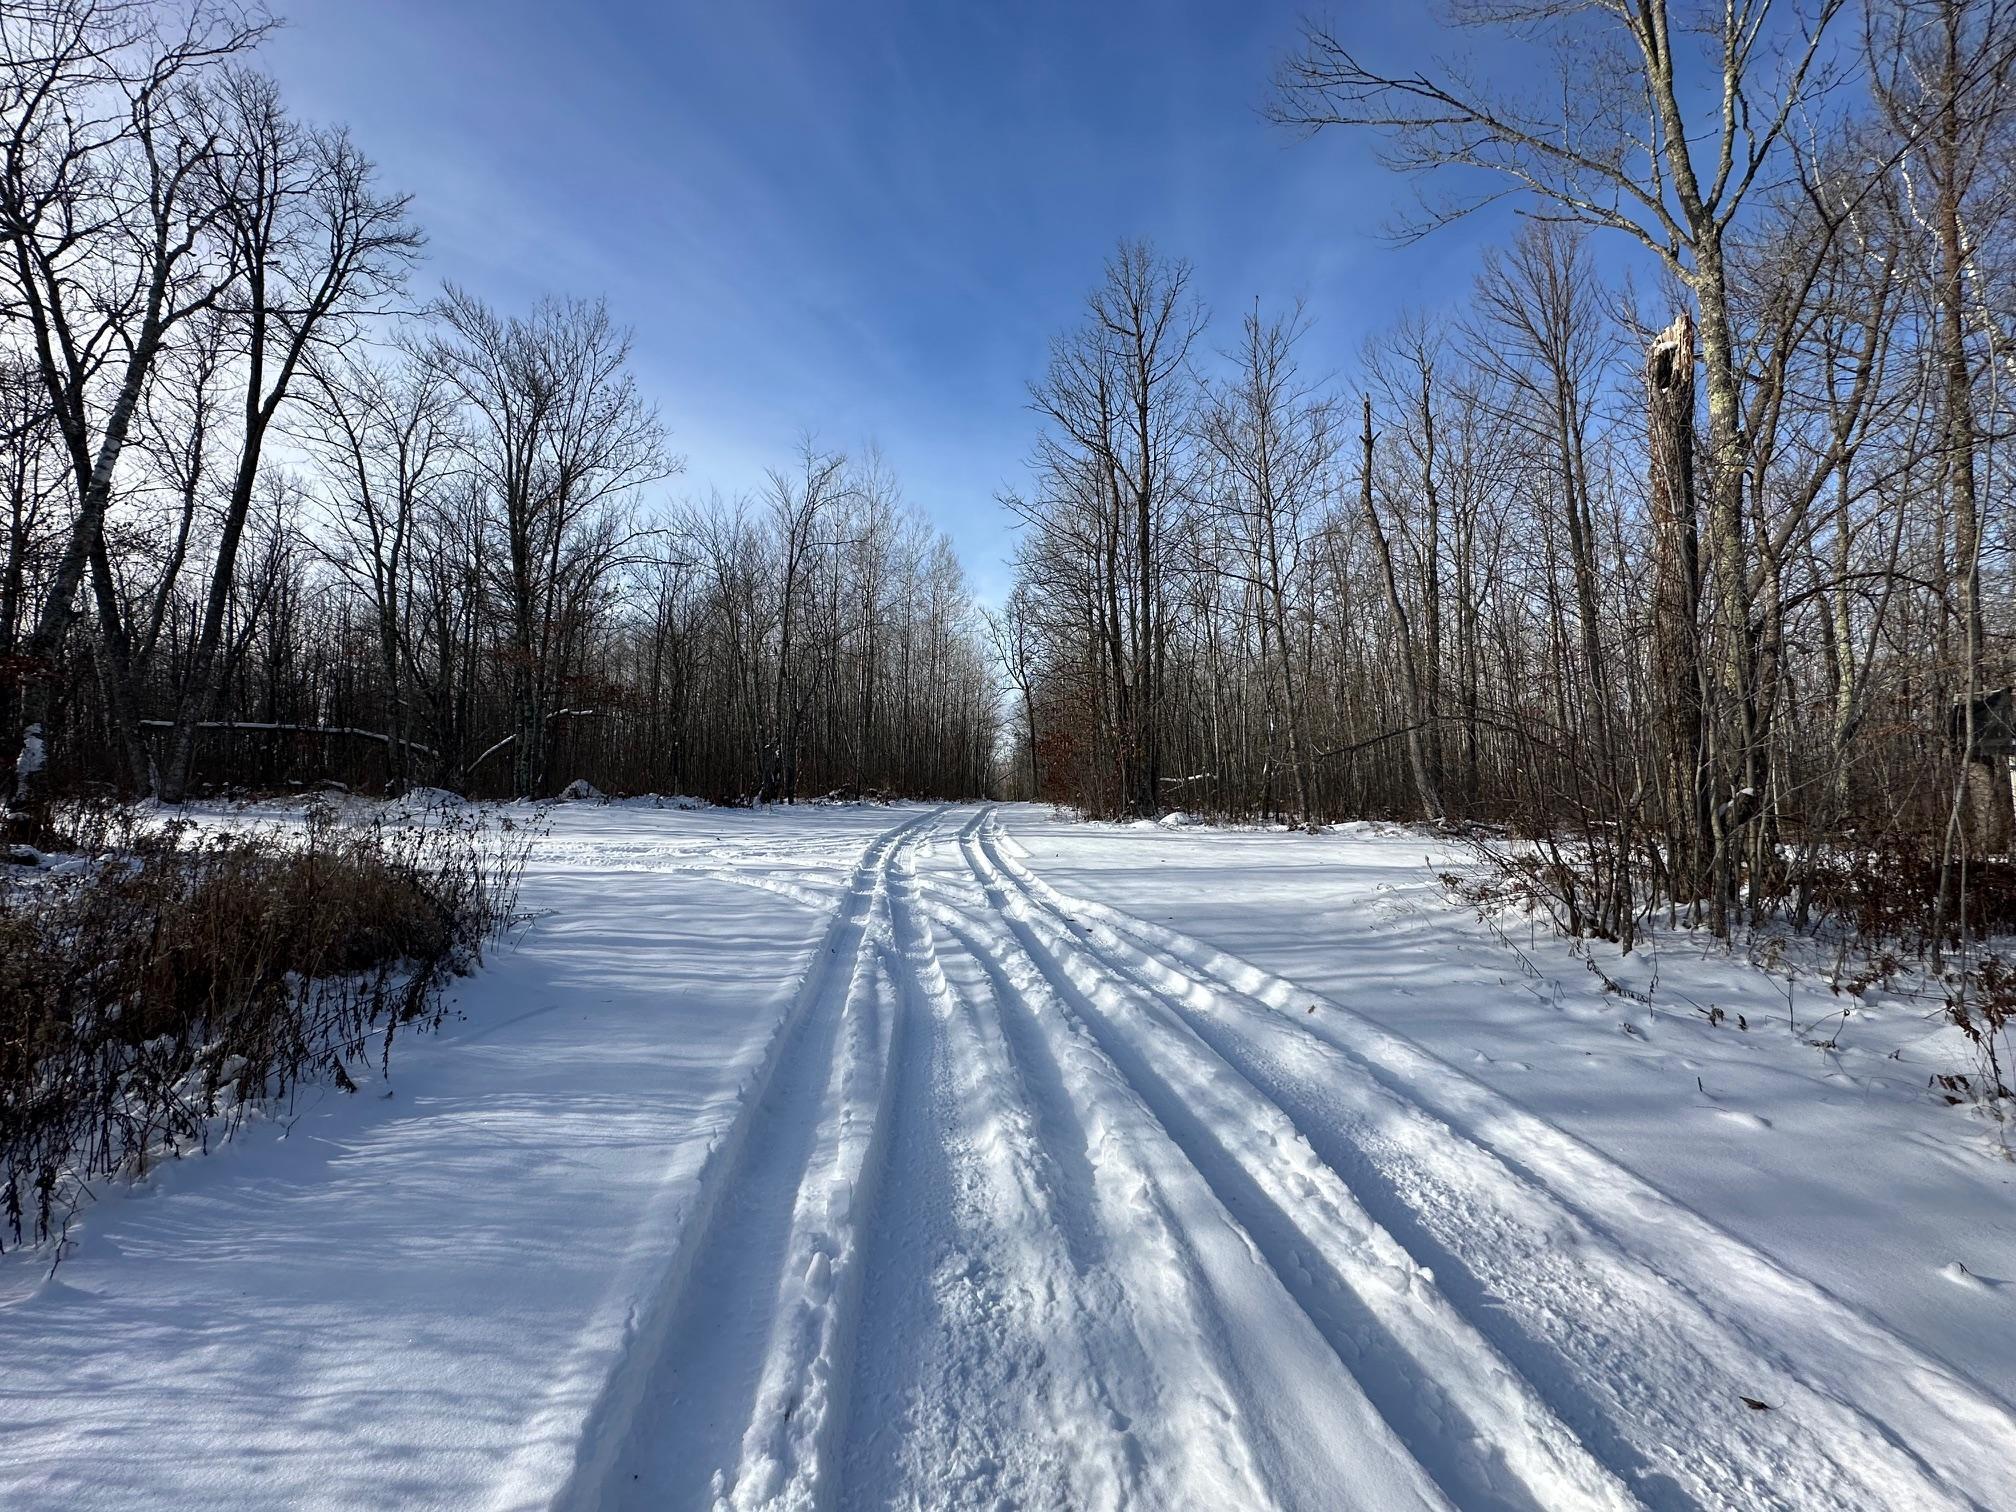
left=4, top=801, right=2014, bottom=1510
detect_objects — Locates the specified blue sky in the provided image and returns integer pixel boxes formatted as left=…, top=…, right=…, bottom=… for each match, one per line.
left=263, top=2, right=1514, bottom=601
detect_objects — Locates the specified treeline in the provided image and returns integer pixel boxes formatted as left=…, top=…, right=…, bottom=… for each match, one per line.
left=1004, top=0, right=2016, bottom=947
left=1, top=1, right=995, bottom=819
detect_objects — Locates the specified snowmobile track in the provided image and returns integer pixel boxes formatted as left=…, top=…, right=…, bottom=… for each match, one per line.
left=561, top=801, right=2016, bottom=1512
left=968, top=808, right=2016, bottom=1512
left=573, top=806, right=946, bottom=1511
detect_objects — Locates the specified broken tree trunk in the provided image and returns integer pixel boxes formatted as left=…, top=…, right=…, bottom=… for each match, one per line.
left=1647, top=313, right=1708, bottom=913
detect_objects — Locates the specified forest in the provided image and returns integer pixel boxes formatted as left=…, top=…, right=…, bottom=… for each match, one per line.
left=9, top=8, right=2016, bottom=1507
left=1002, top=0, right=2016, bottom=951
left=7, top=0, right=2016, bottom=955
left=0, top=1, right=997, bottom=819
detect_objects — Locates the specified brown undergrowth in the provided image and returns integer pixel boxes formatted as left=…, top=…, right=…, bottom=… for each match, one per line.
left=1, top=800, right=531, bottom=1253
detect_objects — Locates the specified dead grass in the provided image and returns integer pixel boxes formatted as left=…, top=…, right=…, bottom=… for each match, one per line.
left=1, top=800, right=530, bottom=1253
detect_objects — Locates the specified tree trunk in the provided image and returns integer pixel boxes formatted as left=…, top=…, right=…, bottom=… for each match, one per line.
left=1646, top=312, right=1708, bottom=911
left=1360, top=397, right=1444, bottom=820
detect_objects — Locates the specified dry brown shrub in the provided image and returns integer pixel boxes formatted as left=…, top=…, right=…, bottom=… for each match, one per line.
left=1, top=801, right=530, bottom=1253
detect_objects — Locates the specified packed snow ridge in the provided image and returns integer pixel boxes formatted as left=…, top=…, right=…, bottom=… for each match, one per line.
left=4, top=802, right=2015, bottom=1510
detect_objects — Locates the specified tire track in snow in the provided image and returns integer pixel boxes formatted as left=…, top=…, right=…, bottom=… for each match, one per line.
left=930, top=808, right=1458, bottom=1510
left=565, top=805, right=944, bottom=1512
left=837, top=814, right=1145, bottom=1510
left=908, top=816, right=1118, bottom=1285
left=713, top=930, right=911, bottom=1511
left=979, top=810, right=2016, bottom=1512
left=957, top=815, right=1630, bottom=1512
left=932, top=908, right=1109, bottom=1278
left=941, top=815, right=1473, bottom=1510
left=923, top=816, right=1321, bottom=1508
left=928, top=902, right=1307, bottom=1507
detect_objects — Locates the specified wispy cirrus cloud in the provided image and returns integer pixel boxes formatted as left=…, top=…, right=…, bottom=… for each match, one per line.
left=263, top=0, right=1502, bottom=601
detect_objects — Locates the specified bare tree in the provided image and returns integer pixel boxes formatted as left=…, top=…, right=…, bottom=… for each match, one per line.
left=985, top=583, right=1041, bottom=799
left=429, top=290, right=669, bottom=797
left=1272, top=0, right=1852, bottom=929
left=0, top=0, right=268, bottom=825
left=296, top=343, right=461, bottom=789
left=1017, top=239, right=1202, bottom=816
left=155, top=69, right=419, bottom=801
left=1197, top=300, right=1334, bottom=818
left=758, top=441, right=848, bottom=802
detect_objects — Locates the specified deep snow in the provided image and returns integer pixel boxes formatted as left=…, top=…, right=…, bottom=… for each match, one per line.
left=3, top=801, right=2013, bottom=1510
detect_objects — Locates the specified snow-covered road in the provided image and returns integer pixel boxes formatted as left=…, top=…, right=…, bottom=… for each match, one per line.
left=6, top=801, right=2015, bottom=1510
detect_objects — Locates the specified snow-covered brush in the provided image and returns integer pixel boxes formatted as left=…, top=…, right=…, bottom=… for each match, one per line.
left=0, top=802, right=531, bottom=1259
